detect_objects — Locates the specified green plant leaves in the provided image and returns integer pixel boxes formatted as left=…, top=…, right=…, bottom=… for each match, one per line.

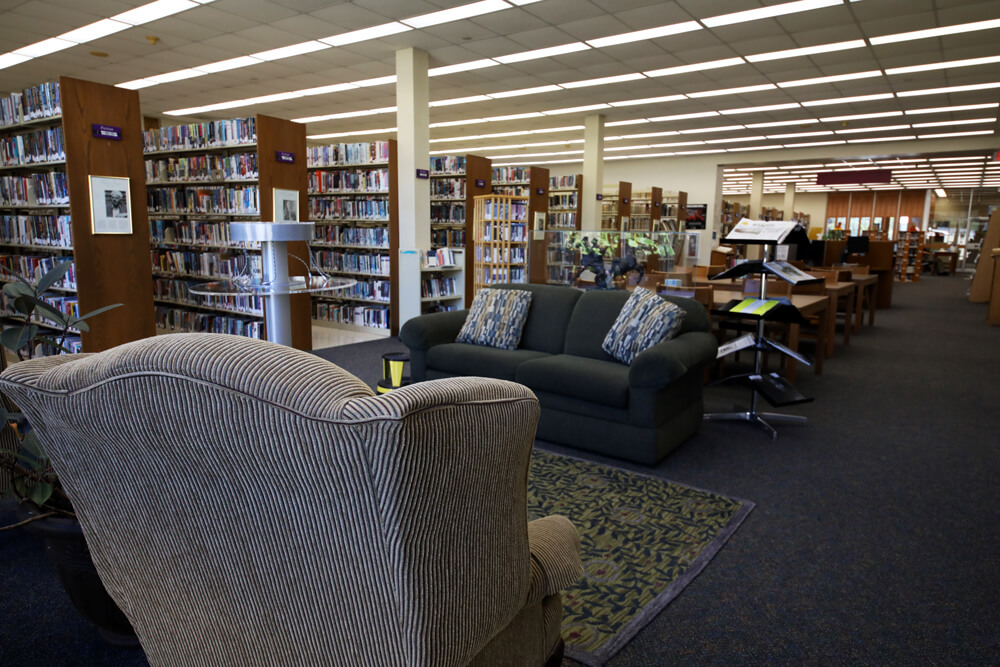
left=35, top=261, right=73, bottom=294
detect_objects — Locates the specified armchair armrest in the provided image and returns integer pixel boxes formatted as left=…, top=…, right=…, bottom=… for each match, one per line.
left=525, top=515, right=582, bottom=607
left=398, top=309, right=469, bottom=351
left=628, top=331, right=718, bottom=390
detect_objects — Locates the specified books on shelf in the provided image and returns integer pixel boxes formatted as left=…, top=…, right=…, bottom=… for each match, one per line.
left=0, top=82, right=61, bottom=127
left=308, top=168, right=389, bottom=194
left=307, top=142, right=390, bottom=167
left=145, top=153, right=258, bottom=183
left=423, top=248, right=458, bottom=267
left=430, top=155, right=465, bottom=175
left=313, top=224, right=389, bottom=248
left=1, top=214, right=72, bottom=247
left=143, top=117, right=257, bottom=152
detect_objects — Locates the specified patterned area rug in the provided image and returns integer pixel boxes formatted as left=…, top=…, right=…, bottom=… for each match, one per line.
left=527, top=450, right=755, bottom=666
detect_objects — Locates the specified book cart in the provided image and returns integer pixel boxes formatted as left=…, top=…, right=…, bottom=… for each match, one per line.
left=704, top=219, right=823, bottom=439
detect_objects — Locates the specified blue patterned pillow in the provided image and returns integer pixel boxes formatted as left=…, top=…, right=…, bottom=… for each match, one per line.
left=456, top=288, right=533, bottom=350
left=602, top=287, right=685, bottom=365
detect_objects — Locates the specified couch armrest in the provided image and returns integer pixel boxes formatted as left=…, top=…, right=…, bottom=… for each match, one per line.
left=398, top=309, right=469, bottom=351
left=628, top=331, right=718, bottom=390
left=525, top=515, right=582, bottom=607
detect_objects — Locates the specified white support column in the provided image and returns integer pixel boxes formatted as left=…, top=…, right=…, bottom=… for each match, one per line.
left=922, top=188, right=933, bottom=232
left=784, top=183, right=796, bottom=222
left=748, top=172, right=765, bottom=259
left=581, top=114, right=605, bottom=231
left=396, top=47, right=430, bottom=329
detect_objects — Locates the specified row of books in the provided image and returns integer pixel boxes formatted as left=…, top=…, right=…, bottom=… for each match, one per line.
left=0, top=254, right=75, bottom=288
left=147, top=185, right=259, bottom=215
left=313, top=250, right=390, bottom=276
left=480, top=199, right=527, bottom=221
left=432, top=229, right=465, bottom=248
left=482, top=221, right=527, bottom=242
left=422, top=247, right=458, bottom=267
left=546, top=246, right=578, bottom=263
left=492, top=185, right=529, bottom=196
left=430, top=178, right=466, bottom=200
left=548, top=212, right=577, bottom=229
left=150, top=219, right=257, bottom=248
left=550, top=175, right=578, bottom=190
left=308, top=196, right=389, bottom=222
left=0, top=82, right=61, bottom=128
left=421, top=277, right=459, bottom=298
left=430, top=155, right=465, bottom=175
left=475, top=266, right=526, bottom=283
left=151, top=249, right=261, bottom=279
left=153, top=278, right=262, bottom=315
left=308, top=168, right=390, bottom=194
left=145, top=153, right=258, bottom=183
left=143, top=117, right=257, bottom=153
left=547, top=266, right=575, bottom=285
left=1, top=127, right=65, bottom=165
left=549, top=193, right=577, bottom=210
left=430, top=202, right=465, bottom=224
left=155, top=306, right=263, bottom=338
left=1, top=173, right=68, bottom=207
left=312, top=225, right=389, bottom=248
left=338, top=279, right=391, bottom=303
left=312, top=301, right=389, bottom=329
left=492, top=166, right=531, bottom=184
left=479, top=246, right=527, bottom=263
left=0, top=214, right=72, bottom=247
left=306, top=142, right=390, bottom=168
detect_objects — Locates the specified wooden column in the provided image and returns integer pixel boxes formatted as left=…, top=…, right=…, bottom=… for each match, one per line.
left=463, top=154, right=492, bottom=305
left=527, top=166, right=549, bottom=284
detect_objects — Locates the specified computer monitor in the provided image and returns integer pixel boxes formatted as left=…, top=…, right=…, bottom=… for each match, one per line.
left=847, top=235, right=870, bottom=255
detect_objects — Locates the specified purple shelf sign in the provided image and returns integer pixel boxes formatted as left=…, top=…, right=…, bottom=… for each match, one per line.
left=416, top=169, right=429, bottom=179
left=275, top=151, right=295, bottom=163
left=92, top=124, right=122, bottom=140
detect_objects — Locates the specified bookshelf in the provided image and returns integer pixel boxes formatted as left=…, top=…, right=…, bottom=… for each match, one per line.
left=720, top=199, right=749, bottom=238
left=420, top=247, right=465, bottom=314
left=894, top=231, right=924, bottom=283
left=472, top=194, right=528, bottom=293
left=144, top=114, right=311, bottom=349
left=1, top=77, right=155, bottom=353
left=600, top=181, right=631, bottom=232
left=662, top=191, right=688, bottom=232
left=545, top=174, right=582, bottom=286
left=429, top=154, right=491, bottom=305
left=628, top=187, right=662, bottom=232
left=492, top=166, right=549, bottom=285
left=307, top=140, right=397, bottom=335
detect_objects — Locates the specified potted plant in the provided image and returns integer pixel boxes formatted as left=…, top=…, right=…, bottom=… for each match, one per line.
left=0, top=261, right=137, bottom=646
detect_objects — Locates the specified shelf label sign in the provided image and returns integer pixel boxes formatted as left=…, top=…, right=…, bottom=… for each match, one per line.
left=275, top=151, right=295, bottom=163
left=475, top=179, right=486, bottom=188
left=536, top=187, right=545, bottom=195
left=596, top=194, right=603, bottom=200
left=416, top=169, right=429, bottom=179
left=92, top=124, right=122, bottom=140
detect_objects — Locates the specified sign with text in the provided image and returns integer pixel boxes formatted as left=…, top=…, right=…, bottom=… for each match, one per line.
left=475, top=179, right=486, bottom=188
left=91, top=124, right=122, bottom=140
left=416, top=168, right=429, bottom=179
left=275, top=151, right=295, bottom=163
left=816, top=169, right=891, bottom=185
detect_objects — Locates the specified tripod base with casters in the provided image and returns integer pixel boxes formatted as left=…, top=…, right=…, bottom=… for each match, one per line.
left=704, top=410, right=807, bottom=440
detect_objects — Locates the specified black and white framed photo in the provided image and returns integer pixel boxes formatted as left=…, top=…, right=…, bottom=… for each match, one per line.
left=273, top=188, right=299, bottom=222
left=89, top=175, right=132, bottom=234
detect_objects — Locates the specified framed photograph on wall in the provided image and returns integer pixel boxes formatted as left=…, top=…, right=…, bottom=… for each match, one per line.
left=89, top=175, right=132, bottom=234
left=687, top=233, right=699, bottom=259
left=273, top=188, right=299, bottom=222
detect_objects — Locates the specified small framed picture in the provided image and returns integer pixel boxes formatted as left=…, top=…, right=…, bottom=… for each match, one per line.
left=89, top=175, right=132, bottom=234
left=273, top=188, right=299, bottom=222
left=687, top=233, right=699, bottom=259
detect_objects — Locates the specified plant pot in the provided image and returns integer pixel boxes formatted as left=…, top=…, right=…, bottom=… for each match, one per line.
left=17, top=502, right=139, bottom=647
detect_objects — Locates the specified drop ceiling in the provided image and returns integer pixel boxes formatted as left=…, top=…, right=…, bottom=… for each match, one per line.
left=1, top=0, right=999, bottom=191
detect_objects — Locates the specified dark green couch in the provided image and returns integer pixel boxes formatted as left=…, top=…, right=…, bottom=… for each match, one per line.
left=399, top=283, right=718, bottom=465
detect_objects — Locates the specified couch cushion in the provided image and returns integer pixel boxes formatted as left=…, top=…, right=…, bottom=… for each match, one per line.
left=516, top=354, right=630, bottom=409
left=456, top=288, right=532, bottom=350
left=492, top=283, right=582, bottom=354
left=427, top=343, right=549, bottom=381
left=562, top=290, right=633, bottom=361
left=602, top=287, right=686, bottom=365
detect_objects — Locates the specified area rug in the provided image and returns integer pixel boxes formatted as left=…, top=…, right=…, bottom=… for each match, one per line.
left=527, top=450, right=755, bottom=666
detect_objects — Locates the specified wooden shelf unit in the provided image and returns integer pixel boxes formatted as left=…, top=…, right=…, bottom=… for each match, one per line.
left=419, top=247, right=465, bottom=314
left=544, top=174, right=583, bottom=286
left=491, top=166, right=549, bottom=285
left=662, top=191, right=688, bottom=232
left=306, top=139, right=397, bottom=335
left=720, top=199, right=749, bottom=238
left=430, top=154, right=491, bottom=305
left=628, top=187, right=662, bottom=232
left=600, top=181, right=631, bottom=232
left=144, top=114, right=311, bottom=349
left=894, top=231, right=925, bottom=283
left=472, top=194, right=528, bottom=294
left=0, top=77, right=155, bottom=353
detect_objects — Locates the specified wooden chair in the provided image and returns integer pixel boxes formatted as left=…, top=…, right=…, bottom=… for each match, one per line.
left=694, top=264, right=725, bottom=280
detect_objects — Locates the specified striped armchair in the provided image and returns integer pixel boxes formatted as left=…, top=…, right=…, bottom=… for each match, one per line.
left=0, top=334, right=581, bottom=666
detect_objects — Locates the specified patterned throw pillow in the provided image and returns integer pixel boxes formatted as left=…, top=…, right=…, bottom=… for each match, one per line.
left=456, top=288, right=533, bottom=350
left=602, top=287, right=686, bottom=365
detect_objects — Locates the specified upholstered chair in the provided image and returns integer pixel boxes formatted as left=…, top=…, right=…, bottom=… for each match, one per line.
left=0, top=334, right=581, bottom=666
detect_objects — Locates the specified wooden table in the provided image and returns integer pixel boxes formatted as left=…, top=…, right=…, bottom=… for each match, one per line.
left=711, top=289, right=828, bottom=384
left=824, top=281, right=856, bottom=357
left=852, top=274, right=878, bottom=332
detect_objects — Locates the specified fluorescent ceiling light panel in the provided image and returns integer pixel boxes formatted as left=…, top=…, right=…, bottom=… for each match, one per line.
left=820, top=111, right=903, bottom=122
left=428, top=119, right=486, bottom=128
left=644, top=57, right=744, bottom=78
left=429, top=59, right=499, bottom=76
left=488, top=85, right=562, bottom=99
left=13, top=37, right=75, bottom=57
left=918, top=131, right=996, bottom=139
left=846, top=135, right=917, bottom=143
left=649, top=141, right=704, bottom=148
left=886, top=55, right=1000, bottom=76
left=586, top=21, right=702, bottom=48
left=897, top=82, right=1000, bottom=97
left=59, top=19, right=130, bottom=42
left=870, top=18, right=1000, bottom=45
left=560, top=73, right=645, bottom=89
left=113, top=0, right=197, bottom=25
left=542, top=103, right=611, bottom=115
left=719, top=103, right=800, bottom=115
left=784, top=140, right=846, bottom=147
left=929, top=156, right=987, bottom=161
left=605, top=119, right=652, bottom=127
left=612, top=131, right=679, bottom=139
left=688, top=83, right=777, bottom=98
left=294, top=108, right=391, bottom=123
left=676, top=149, right=727, bottom=155
left=703, top=0, right=841, bottom=27
left=484, top=112, right=546, bottom=122
left=911, top=118, right=997, bottom=128
left=252, top=42, right=329, bottom=61
left=0, top=53, right=31, bottom=70
left=308, top=128, right=398, bottom=139
left=766, top=131, right=836, bottom=139
left=801, top=93, right=894, bottom=107
left=904, top=103, right=999, bottom=115
left=298, top=83, right=359, bottom=97
left=240, top=92, right=304, bottom=105
left=609, top=94, right=686, bottom=107
left=778, top=70, right=882, bottom=88
left=648, top=111, right=720, bottom=122
left=746, top=39, right=866, bottom=63
left=495, top=42, right=590, bottom=64
left=320, top=22, right=411, bottom=46
left=147, top=69, right=204, bottom=84
left=728, top=145, right=784, bottom=152
left=705, top=136, right=767, bottom=144
left=677, top=125, right=745, bottom=134
left=835, top=124, right=911, bottom=134
left=402, top=0, right=510, bottom=28
left=429, top=95, right=492, bottom=107
left=745, top=118, right=820, bottom=128
left=195, top=56, right=262, bottom=74
left=116, top=79, right=155, bottom=90
left=488, top=150, right=583, bottom=159
left=354, top=75, right=397, bottom=88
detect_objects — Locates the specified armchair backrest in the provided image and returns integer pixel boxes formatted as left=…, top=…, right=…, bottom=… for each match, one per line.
left=0, top=334, right=541, bottom=666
